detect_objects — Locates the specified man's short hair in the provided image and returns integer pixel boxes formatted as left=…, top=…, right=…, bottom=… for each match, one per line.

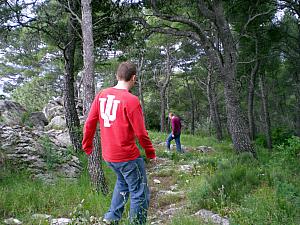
left=116, top=61, right=137, bottom=81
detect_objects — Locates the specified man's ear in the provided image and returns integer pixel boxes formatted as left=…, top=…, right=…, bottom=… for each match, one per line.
left=131, top=74, right=137, bottom=81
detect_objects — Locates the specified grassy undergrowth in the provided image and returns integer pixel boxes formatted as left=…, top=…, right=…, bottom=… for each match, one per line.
left=1, top=132, right=300, bottom=225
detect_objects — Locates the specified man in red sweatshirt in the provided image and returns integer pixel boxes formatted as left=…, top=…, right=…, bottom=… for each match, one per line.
left=82, top=61, right=156, bottom=225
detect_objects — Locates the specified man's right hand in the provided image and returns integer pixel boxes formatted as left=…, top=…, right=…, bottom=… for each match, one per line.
left=148, top=157, right=157, bottom=165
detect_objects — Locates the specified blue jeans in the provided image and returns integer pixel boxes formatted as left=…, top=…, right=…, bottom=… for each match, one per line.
left=104, top=157, right=150, bottom=224
left=166, top=133, right=182, bottom=153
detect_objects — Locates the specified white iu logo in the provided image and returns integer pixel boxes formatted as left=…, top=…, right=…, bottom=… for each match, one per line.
left=99, top=95, right=120, bottom=127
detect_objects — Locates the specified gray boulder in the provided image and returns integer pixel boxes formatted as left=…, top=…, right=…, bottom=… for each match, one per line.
left=43, top=97, right=65, bottom=121
left=29, top=112, right=48, bottom=129
left=0, top=100, right=27, bottom=126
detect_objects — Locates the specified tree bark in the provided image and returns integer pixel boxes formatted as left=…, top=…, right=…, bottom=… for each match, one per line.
left=137, top=54, right=145, bottom=114
left=247, top=59, right=259, bottom=140
left=208, top=1, right=255, bottom=155
left=153, top=46, right=171, bottom=133
left=81, top=0, right=108, bottom=194
left=259, top=73, right=272, bottom=149
left=160, top=89, right=166, bottom=132
left=295, top=72, right=300, bottom=137
left=185, top=78, right=195, bottom=135
left=63, top=11, right=81, bottom=152
left=207, top=70, right=223, bottom=141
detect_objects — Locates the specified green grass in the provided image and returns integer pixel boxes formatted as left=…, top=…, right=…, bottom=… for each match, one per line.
left=1, top=132, right=300, bottom=225
left=0, top=155, right=115, bottom=224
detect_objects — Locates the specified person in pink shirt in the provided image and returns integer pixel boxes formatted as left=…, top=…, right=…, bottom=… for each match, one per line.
left=82, top=61, right=156, bottom=225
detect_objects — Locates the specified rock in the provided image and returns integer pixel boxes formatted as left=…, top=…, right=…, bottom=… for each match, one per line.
left=178, top=164, right=193, bottom=172
left=196, top=146, right=214, bottom=153
left=194, top=209, right=229, bottom=225
left=153, top=179, right=161, bottom=184
left=0, top=124, right=82, bottom=182
left=55, top=132, right=71, bottom=147
left=170, top=184, right=178, bottom=191
left=29, top=112, right=48, bottom=129
left=3, top=218, right=22, bottom=225
left=0, top=100, right=27, bottom=126
left=32, top=214, right=52, bottom=220
left=158, top=190, right=185, bottom=197
left=43, top=97, right=64, bottom=121
left=45, top=116, right=66, bottom=130
left=51, top=218, right=72, bottom=225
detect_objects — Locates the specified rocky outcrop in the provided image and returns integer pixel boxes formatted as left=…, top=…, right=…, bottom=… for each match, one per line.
left=0, top=100, right=27, bottom=126
left=0, top=124, right=82, bottom=182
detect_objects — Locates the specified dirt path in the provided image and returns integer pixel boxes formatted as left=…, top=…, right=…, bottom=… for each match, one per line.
left=146, top=156, right=189, bottom=225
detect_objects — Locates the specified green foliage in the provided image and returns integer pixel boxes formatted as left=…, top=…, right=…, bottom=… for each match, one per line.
left=231, top=186, right=298, bottom=225
left=275, top=136, right=300, bottom=158
left=189, top=153, right=261, bottom=215
left=271, top=128, right=295, bottom=146
left=256, top=127, right=295, bottom=147
left=11, top=76, right=56, bottom=112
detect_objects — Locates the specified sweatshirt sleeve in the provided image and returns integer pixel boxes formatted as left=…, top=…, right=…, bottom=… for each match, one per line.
left=128, top=104, right=156, bottom=159
left=82, top=95, right=99, bottom=155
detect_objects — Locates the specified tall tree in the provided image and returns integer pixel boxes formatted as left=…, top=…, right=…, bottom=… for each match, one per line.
left=63, top=0, right=82, bottom=152
left=81, top=0, right=108, bottom=194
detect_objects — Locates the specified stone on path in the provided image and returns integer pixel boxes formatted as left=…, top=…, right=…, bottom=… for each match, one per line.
left=194, top=209, right=230, bottom=225
left=51, top=218, right=72, bottom=225
left=4, top=218, right=22, bottom=225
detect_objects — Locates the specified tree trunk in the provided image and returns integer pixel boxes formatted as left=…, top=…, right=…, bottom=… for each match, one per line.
left=247, top=60, right=259, bottom=140
left=207, top=71, right=223, bottom=141
left=63, top=12, right=81, bottom=152
left=211, top=1, right=255, bottom=155
left=137, top=55, right=145, bottom=114
left=295, top=72, right=300, bottom=137
left=259, top=73, right=272, bottom=149
left=186, top=78, right=195, bottom=135
left=160, top=89, right=166, bottom=132
left=223, top=77, right=255, bottom=155
left=81, top=0, right=108, bottom=194
left=154, top=46, right=171, bottom=133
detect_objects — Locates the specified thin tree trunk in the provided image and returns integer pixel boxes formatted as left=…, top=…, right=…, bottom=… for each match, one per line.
left=248, top=59, right=259, bottom=140
left=185, top=78, right=195, bottom=135
left=63, top=12, right=81, bottom=152
left=296, top=72, right=300, bottom=137
left=207, top=74, right=222, bottom=141
left=154, top=46, right=171, bottom=133
left=160, top=89, right=166, bottom=132
left=259, top=73, right=272, bottom=149
left=137, top=55, right=145, bottom=114
left=166, top=86, right=171, bottom=133
left=81, top=0, right=108, bottom=194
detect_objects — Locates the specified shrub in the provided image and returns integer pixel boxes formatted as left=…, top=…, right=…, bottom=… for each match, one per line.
left=189, top=154, right=261, bottom=215
left=231, top=186, right=297, bottom=225
left=11, top=76, right=55, bottom=112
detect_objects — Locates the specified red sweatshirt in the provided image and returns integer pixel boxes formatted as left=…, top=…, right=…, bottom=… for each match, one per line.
left=82, top=87, right=156, bottom=162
